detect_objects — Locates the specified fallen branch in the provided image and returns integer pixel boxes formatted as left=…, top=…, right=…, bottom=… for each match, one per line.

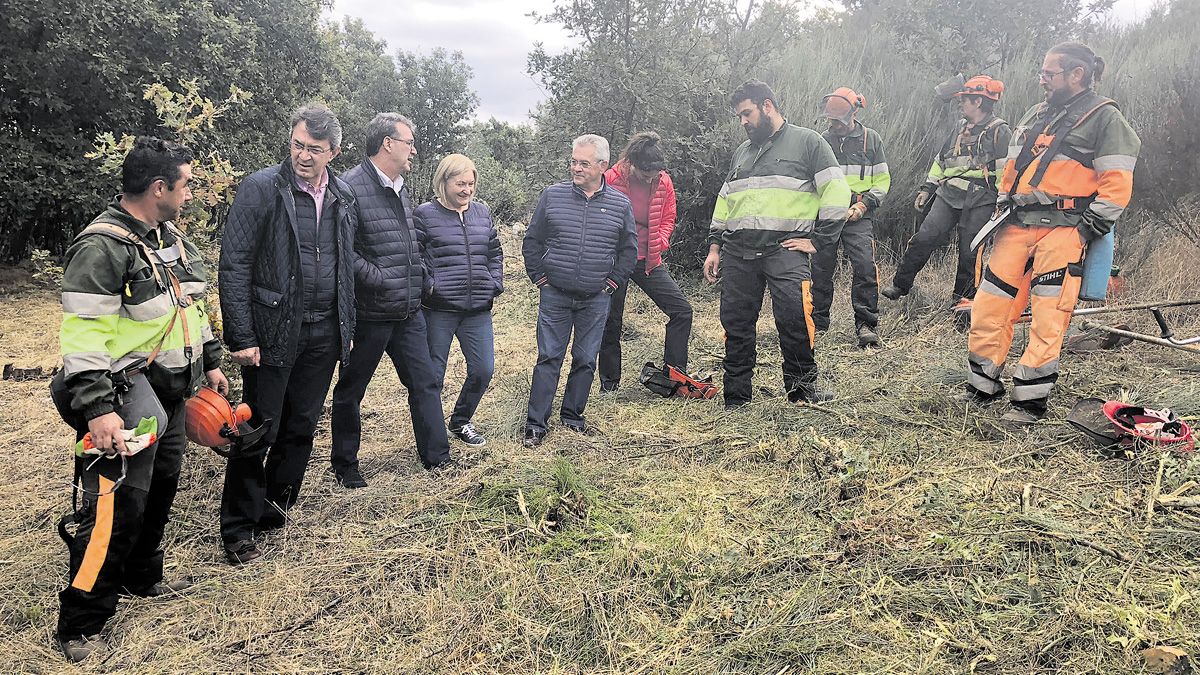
left=226, top=595, right=345, bottom=652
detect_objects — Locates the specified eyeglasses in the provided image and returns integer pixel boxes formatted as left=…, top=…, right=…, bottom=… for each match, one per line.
left=291, top=140, right=332, bottom=156
left=1037, top=69, right=1065, bottom=81
left=568, top=159, right=596, bottom=169
left=386, top=135, right=416, bottom=148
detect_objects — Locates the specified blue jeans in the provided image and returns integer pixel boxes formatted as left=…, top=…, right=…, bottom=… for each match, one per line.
left=526, top=285, right=611, bottom=432
left=425, top=309, right=496, bottom=429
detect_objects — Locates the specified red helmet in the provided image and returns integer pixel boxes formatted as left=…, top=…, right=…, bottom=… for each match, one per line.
left=954, top=75, right=1004, bottom=101
left=185, top=386, right=253, bottom=448
left=820, top=87, right=866, bottom=125
left=1102, top=401, right=1193, bottom=451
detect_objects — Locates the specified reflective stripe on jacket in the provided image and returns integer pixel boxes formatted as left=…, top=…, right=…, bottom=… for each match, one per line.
left=822, top=122, right=890, bottom=210
left=998, top=90, right=1140, bottom=230
left=926, top=114, right=1011, bottom=207
left=710, top=123, right=851, bottom=256
left=60, top=202, right=222, bottom=419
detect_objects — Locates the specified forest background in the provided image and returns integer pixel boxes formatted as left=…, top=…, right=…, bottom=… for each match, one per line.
left=3, top=0, right=1198, bottom=270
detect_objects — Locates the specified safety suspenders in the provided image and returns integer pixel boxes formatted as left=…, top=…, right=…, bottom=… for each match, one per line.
left=1011, top=92, right=1115, bottom=192
left=76, top=220, right=194, bottom=368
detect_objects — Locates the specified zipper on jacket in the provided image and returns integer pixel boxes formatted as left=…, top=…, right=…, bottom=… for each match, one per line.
left=461, top=209, right=473, bottom=307
left=577, top=198, right=589, bottom=279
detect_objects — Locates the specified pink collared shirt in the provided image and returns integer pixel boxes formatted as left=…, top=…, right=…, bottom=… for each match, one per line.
left=294, top=169, right=330, bottom=218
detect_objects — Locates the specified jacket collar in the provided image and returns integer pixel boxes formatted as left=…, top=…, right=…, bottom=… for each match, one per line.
left=276, top=158, right=348, bottom=205
left=104, top=198, right=160, bottom=241
left=572, top=175, right=609, bottom=200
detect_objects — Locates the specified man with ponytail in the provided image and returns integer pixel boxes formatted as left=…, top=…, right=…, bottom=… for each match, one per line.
left=965, top=42, right=1140, bottom=424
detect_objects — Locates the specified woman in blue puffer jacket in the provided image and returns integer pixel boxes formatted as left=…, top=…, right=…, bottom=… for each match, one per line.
left=414, top=154, right=503, bottom=447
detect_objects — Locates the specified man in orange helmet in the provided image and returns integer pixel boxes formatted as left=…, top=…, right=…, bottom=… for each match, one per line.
left=882, top=76, right=1011, bottom=325
left=966, top=43, right=1140, bottom=423
left=812, top=87, right=889, bottom=348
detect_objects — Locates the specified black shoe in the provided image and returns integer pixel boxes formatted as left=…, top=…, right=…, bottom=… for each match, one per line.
left=599, top=381, right=619, bottom=394
left=225, top=539, right=263, bottom=566
left=880, top=285, right=907, bottom=300
left=450, top=422, right=487, bottom=447
left=429, top=458, right=462, bottom=474
left=120, top=578, right=193, bottom=598
left=334, top=465, right=368, bottom=488
left=522, top=426, right=547, bottom=448
left=954, top=386, right=1005, bottom=405
left=790, top=385, right=835, bottom=403
left=856, top=325, right=881, bottom=348
left=562, top=420, right=598, bottom=436
left=57, top=634, right=108, bottom=663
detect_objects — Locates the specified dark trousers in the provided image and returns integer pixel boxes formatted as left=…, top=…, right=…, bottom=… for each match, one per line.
left=331, top=313, right=451, bottom=471
left=811, top=217, right=879, bottom=330
left=598, top=261, right=694, bottom=387
left=526, top=285, right=611, bottom=432
left=58, top=398, right=185, bottom=638
left=893, top=197, right=991, bottom=301
left=720, top=250, right=818, bottom=406
left=220, top=318, right=340, bottom=545
left=425, top=309, right=496, bottom=430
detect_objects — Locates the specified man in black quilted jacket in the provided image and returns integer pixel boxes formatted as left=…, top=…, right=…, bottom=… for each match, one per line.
left=218, top=104, right=358, bottom=565
left=330, top=112, right=452, bottom=484
left=521, top=134, right=637, bottom=447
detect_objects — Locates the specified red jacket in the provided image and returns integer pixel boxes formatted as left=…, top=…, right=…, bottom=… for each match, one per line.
left=604, top=161, right=677, bottom=273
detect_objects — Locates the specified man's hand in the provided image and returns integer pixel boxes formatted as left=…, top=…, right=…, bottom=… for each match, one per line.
left=846, top=202, right=868, bottom=222
left=780, top=238, right=816, bottom=254
left=914, top=190, right=931, bottom=212
left=206, top=368, right=229, bottom=396
left=88, top=412, right=127, bottom=456
left=231, top=347, right=260, bottom=367
left=703, top=246, right=721, bottom=283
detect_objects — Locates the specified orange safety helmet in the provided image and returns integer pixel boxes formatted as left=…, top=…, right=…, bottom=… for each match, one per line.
left=954, top=75, right=1004, bottom=101
left=820, top=87, right=866, bottom=125
left=185, top=386, right=253, bottom=449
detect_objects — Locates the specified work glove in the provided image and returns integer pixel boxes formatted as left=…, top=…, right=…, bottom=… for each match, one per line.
left=846, top=202, right=868, bottom=222
left=913, top=190, right=931, bottom=213
left=1078, top=209, right=1112, bottom=242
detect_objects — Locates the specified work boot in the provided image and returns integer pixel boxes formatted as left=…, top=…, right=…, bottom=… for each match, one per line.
left=57, top=634, right=108, bottom=663
left=522, top=426, right=547, bottom=448
left=430, top=458, right=462, bottom=474
left=789, top=384, right=835, bottom=404
left=121, top=578, right=193, bottom=598
left=954, top=386, right=1004, bottom=405
left=225, top=539, right=263, bottom=566
left=335, top=465, right=368, bottom=489
left=856, top=325, right=881, bottom=348
left=1002, top=407, right=1044, bottom=425
left=562, top=420, right=598, bottom=436
left=880, top=285, right=907, bottom=301
left=450, top=422, right=487, bottom=447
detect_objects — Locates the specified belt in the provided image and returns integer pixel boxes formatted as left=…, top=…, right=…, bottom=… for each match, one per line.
left=1013, top=196, right=1093, bottom=213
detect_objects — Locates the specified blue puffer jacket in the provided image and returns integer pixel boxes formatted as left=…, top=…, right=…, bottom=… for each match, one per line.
left=414, top=200, right=503, bottom=313
left=522, top=179, right=637, bottom=298
left=341, top=158, right=428, bottom=321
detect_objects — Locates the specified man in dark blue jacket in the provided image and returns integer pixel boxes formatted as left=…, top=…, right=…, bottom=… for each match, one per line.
left=219, top=104, right=357, bottom=565
left=521, top=134, right=637, bottom=447
left=330, top=112, right=452, bottom=484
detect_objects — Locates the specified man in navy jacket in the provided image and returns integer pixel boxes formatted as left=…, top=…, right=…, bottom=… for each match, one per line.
left=329, top=112, right=453, bottom=485
left=521, top=134, right=637, bottom=447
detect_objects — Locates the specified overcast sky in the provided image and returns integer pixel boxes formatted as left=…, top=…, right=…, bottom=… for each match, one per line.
left=326, top=0, right=1157, bottom=126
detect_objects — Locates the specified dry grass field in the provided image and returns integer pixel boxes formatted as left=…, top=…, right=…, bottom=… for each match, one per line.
left=1, top=232, right=1199, bottom=673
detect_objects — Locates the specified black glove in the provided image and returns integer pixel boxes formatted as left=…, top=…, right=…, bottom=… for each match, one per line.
left=1078, top=209, right=1112, bottom=242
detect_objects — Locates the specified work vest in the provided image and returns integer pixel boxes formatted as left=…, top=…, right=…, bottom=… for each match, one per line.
left=60, top=212, right=212, bottom=395
left=999, top=89, right=1140, bottom=227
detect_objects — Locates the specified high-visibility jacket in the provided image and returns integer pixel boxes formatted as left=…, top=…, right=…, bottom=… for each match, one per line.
left=822, top=122, right=890, bottom=210
left=998, top=89, right=1140, bottom=233
left=60, top=202, right=222, bottom=420
left=925, top=114, right=1011, bottom=209
left=710, top=122, right=851, bottom=257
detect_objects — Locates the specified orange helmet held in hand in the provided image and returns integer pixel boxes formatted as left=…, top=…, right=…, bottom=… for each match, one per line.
left=954, top=75, right=1004, bottom=101
left=185, top=386, right=266, bottom=457
left=820, top=87, right=866, bottom=125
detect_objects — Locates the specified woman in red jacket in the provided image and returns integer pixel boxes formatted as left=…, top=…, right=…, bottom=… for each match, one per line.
left=598, top=132, right=695, bottom=392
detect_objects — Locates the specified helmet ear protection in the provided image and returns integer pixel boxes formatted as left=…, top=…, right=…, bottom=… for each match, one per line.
left=954, top=75, right=1005, bottom=102
left=820, top=87, right=866, bottom=125
left=185, top=386, right=271, bottom=457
